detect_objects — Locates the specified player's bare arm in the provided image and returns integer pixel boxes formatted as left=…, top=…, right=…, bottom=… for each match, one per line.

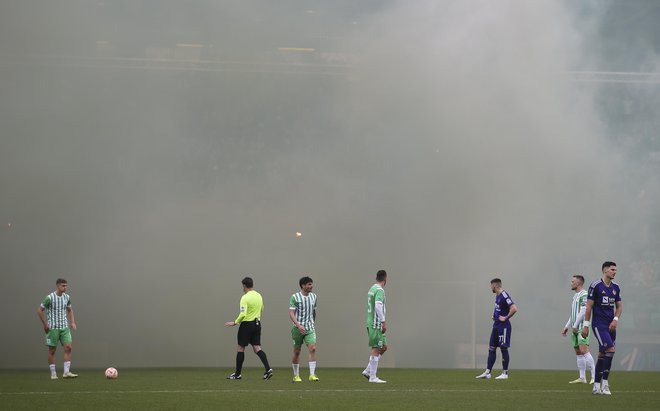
left=609, top=301, right=622, bottom=331
left=499, top=304, right=517, bottom=321
left=67, top=306, right=77, bottom=331
left=37, top=306, right=49, bottom=333
left=289, top=308, right=307, bottom=334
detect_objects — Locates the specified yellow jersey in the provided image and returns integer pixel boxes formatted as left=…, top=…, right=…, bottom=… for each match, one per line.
left=235, top=290, right=264, bottom=323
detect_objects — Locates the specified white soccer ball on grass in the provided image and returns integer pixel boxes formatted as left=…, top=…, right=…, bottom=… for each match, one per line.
left=105, top=367, right=119, bottom=379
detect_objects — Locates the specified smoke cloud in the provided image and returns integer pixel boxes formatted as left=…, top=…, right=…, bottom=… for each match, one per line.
left=1, top=1, right=658, bottom=370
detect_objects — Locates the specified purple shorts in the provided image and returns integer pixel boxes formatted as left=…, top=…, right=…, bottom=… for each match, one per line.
left=489, top=322, right=512, bottom=348
left=592, top=325, right=616, bottom=352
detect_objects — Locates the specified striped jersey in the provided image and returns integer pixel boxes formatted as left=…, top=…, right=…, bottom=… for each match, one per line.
left=41, top=292, right=71, bottom=329
left=366, top=284, right=386, bottom=329
left=289, top=292, right=317, bottom=331
left=569, top=289, right=588, bottom=328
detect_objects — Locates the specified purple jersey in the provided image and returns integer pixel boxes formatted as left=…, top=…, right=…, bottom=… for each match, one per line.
left=493, top=290, right=515, bottom=324
left=587, top=279, right=621, bottom=327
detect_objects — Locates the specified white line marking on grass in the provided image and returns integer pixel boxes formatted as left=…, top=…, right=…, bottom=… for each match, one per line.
left=2, top=389, right=658, bottom=396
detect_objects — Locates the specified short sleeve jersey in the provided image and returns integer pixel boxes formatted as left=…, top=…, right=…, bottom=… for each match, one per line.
left=41, top=292, right=71, bottom=329
left=493, top=290, right=515, bottom=323
left=587, top=279, right=621, bottom=327
left=366, top=284, right=386, bottom=329
left=570, top=289, right=588, bottom=328
left=289, top=292, right=317, bottom=331
left=235, top=290, right=264, bottom=324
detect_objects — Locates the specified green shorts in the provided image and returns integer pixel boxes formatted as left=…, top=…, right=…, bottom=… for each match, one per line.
left=292, top=326, right=317, bottom=346
left=571, top=329, right=590, bottom=347
left=45, top=328, right=72, bottom=347
left=367, top=327, right=387, bottom=349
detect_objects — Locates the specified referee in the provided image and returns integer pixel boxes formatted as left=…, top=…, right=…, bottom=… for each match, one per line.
left=225, top=277, right=273, bottom=380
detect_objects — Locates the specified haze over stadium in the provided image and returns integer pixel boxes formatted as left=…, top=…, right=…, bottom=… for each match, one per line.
left=1, top=0, right=659, bottom=371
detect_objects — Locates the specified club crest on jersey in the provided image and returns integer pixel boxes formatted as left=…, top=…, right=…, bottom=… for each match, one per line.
left=613, top=290, right=617, bottom=295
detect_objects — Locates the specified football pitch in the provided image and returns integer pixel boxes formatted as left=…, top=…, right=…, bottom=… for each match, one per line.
left=1, top=368, right=659, bottom=410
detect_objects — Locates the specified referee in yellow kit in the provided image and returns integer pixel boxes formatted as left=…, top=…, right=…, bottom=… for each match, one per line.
left=225, top=277, right=273, bottom=380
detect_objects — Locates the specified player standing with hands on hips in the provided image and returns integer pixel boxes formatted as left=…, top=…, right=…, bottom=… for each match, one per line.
left=225, top=277, right=273, bottom=380
left=582, top=261, right=622, bottom=395
left=363, top=269, right=388, bottom=383
left=476, top=278, right=518, bottom=380
left=37, top=278, right=78, bottom=380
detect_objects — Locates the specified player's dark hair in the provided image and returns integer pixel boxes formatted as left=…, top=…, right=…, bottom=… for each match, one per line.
left=490, top=278, right=502, bottom=286
left=376, top=270, right=387, bottom=282
left=241, top=277, right=254, bottom=288
left=299, top=276, right=313, bottom=288
left=56, top=278, right=67, bottom=285
left=602, top=261, right=616, bottom=271
left=573, top=275, right=585, bottom=285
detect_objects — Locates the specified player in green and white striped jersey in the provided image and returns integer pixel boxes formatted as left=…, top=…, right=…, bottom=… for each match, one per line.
left=37, top=278, right=78, bottom=380
left=561, top=275, right=595, bottom=384
left=289, top=276, right=318, bottom=382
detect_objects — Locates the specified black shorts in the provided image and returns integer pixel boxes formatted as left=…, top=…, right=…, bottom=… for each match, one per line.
left=237, top=320, right=261, bottom=347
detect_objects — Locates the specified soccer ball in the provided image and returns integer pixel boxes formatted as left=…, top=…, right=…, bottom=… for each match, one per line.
left=105, top=367, right=118, bottom=379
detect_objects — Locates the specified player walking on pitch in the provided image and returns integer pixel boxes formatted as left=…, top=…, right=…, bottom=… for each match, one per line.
left=363, top=270, right=388, bottom=383
left=289, top=276, right=319, bottom=382
left=561, top=274, right=596, bottom=384
left=225, top=277, right=273, bottom=380
left=582, top=262, right=622, bottom=395
left=476, top=278, right=518, bottom=380
left=37, top=278, right=78, bottom=379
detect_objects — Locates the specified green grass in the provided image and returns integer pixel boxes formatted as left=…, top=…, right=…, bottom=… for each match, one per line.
left=1, top=368, right=659, bottom=410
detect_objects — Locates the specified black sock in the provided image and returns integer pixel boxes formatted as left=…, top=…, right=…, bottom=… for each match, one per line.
left=602, top=353, right=614, bottom=382
left=501, top=348, right=510, bottom=372
left=594, top=357, right=603, bottom=383
left=256, top=350, right=271, bottom=371
left=235, top=352, right=245, bottom=375
left=486, top=349, right=496, bottom=371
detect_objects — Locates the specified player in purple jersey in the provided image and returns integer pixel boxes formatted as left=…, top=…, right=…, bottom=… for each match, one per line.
left=582, top=261, right=622, bottom=395
left=476, top=278, right=518, bottom=380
